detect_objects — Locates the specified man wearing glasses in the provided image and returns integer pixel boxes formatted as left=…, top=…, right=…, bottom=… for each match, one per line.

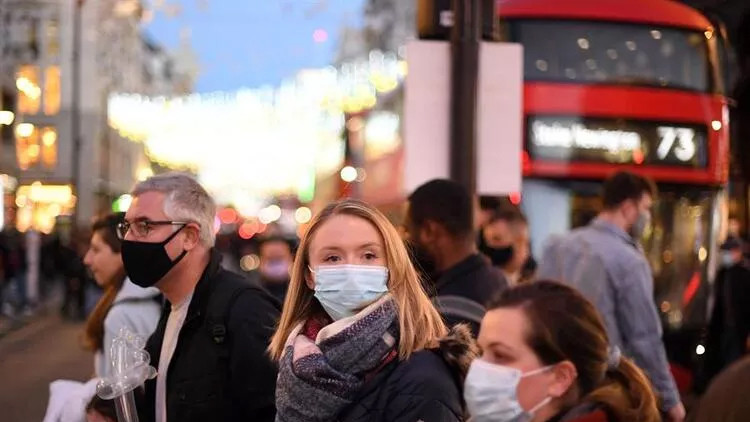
left=121, top=173, right=279, bottom=422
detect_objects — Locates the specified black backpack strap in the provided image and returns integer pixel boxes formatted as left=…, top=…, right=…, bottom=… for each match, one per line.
left=205, top=277, right=253, bottom=353
left=432, top=295, right=486, bottom=326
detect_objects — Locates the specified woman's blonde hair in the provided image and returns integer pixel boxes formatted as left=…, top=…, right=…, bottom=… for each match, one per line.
left=269, top=199, right=447, bottom=361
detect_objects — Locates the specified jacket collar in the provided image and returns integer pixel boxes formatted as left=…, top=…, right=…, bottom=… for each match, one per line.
left=162, top=248, right=223, bottom=325
left=435, top=253, right=487, bottom=290
left=591, top=218, right=638, bottom=248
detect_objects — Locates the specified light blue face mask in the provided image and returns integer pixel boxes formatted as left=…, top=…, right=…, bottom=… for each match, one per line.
left=721, top=251, right=736, bottom=268
left=310, top=264, right=389, bottom=321
left=464, top=359, right=553, bottom=422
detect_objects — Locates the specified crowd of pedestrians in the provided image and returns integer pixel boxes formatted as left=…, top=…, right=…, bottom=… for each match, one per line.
left=37, top=171, right=749, bottom=422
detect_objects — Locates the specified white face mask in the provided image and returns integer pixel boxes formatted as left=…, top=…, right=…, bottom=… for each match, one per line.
left=464, top=359, right=553, bottom=422
left=310, top=264, right=389, bottom=320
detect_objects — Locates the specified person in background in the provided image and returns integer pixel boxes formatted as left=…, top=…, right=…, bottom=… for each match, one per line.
left=466, top=281, right=660, bottom=422
left=700, top=236, right=750, bottom=389
left=727, top=216, right=742, bottom=240
left=270, top=199, right=477, bottom=421
left=537, top=171, right=684, bottom=421
left=477, top=209, right=514, bottom=268
left=25, top=227, right=41, bottom=313
left=254, top=235, right=294, bottom=304
left=215, top=233, right=242, bottom=274
left=477, top=196, right=503, bottom=229
left=406, top=179, right=507, bottom=335
left=123, top=173, right=279, bottom=422
left=59, top=229, right=91, bottom=321
left=478, top=207, right=531, bottom=286
left=0, top=212, right=28, bottom=317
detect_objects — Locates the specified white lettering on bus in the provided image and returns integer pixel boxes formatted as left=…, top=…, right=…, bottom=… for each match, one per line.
left=531, top=121, right=642, bottom=153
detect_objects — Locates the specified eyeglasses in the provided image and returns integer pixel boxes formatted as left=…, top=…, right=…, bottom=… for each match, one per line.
left=117, top=220, right=190, bottom=240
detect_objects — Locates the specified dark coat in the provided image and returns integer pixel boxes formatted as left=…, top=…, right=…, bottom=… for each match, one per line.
left=338, top=324, right=477, bottom=422
left=139, top=250, right=280, bottom=422
left=433, top=254, right=508, bottom=335
left=706, top=263, right=750, bottom=372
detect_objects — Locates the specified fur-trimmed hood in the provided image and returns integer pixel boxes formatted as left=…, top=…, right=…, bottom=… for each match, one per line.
left=436, top=323, right=479, bottom=382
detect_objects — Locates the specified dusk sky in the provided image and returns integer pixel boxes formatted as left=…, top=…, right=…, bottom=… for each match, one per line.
left=143, top=0, right=366, bottom=93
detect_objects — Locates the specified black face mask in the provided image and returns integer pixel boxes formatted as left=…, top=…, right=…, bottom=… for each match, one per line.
left=478, top=231, right=514, bottom=267
left=121, top=226, right=188, bottom=288
left=406, top=239, right=438, bottom=281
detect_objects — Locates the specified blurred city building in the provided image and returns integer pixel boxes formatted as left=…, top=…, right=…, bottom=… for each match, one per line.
left=0, top=0, right=194, bottom=232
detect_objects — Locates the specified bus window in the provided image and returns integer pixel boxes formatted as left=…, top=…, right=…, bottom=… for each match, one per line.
left=508, top=20, right=712, bottom=93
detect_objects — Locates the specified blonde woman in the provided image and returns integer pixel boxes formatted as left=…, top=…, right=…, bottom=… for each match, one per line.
left=270, top=199, right=477, bottom=421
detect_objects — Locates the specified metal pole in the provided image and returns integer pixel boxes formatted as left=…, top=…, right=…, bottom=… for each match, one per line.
left=71, top=0, right=83, bottom=229
left=0, top=0, right=6, bottom=85
left=449, top=0, right=481, bottom=193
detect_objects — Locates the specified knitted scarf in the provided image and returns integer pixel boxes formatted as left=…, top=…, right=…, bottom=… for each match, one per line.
left=275, top=295, right=399, bottom=422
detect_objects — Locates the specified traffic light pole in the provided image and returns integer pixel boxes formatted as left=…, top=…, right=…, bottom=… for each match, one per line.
left=449, top=0, right=481, bottom=194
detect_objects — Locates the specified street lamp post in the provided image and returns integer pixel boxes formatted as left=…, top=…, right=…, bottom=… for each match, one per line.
left=71, top=0, right=83, bottom=229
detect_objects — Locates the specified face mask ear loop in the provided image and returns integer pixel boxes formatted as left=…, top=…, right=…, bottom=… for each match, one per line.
left=528, top=396, right=553, bottom=415
left=162, top=223, right=187, bottom=245
left=521, top=364, right=554, bottom=378
left=520, top=365, right=554, bottom=416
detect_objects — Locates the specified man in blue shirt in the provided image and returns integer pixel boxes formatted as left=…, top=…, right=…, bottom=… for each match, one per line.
left=538, top=171, right=685, bottom=422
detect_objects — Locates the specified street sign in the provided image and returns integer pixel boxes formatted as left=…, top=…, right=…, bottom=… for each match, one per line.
left=404, top=40, right=523, bottom=195
left=477, top=42, right=523, bottom=196
left=404, top=40, right=451, bottom=193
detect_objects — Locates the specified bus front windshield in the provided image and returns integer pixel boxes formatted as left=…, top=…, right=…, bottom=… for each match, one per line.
left=508, top=20, right=712, bottom=92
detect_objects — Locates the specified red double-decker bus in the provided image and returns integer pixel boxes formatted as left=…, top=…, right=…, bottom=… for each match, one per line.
left=499, top=0, right=731, bottom=379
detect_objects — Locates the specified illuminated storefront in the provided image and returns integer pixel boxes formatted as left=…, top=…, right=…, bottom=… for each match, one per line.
left=15, top=182, right=75, bottom=233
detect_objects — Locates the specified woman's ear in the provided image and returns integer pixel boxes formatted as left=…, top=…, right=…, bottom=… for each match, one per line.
left=305, top=267, right=315, bottom=290
left=548, top=360, right=578, bottom=398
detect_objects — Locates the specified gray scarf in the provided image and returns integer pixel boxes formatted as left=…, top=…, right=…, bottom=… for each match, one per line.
left=275, top=295, right=399, bottom=422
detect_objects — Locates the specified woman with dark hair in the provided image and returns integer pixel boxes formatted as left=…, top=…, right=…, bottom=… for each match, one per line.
left=465, top=281, right=660, bottom=422
left=44, top=213, right=162, bottom=422
left=82, top=212, right=161, bottom=377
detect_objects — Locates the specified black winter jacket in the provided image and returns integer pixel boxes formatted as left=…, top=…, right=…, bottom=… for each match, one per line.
left=338, top=324, right=477, bottom=422
left=433, top=254, right=507, bottom=336
left=138, top=250, right=280, bottom=422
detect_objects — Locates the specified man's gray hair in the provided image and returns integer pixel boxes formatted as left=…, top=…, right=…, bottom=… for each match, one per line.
left=132, top=172, right=216, bottom=246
